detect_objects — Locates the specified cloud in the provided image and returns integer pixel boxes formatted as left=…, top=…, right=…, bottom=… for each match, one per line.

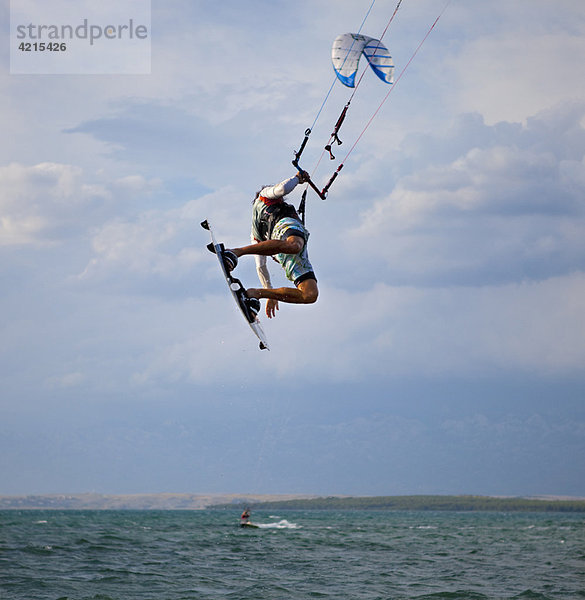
left=450, top=31, right=585, bottom=125
left=47, top=372, right=86, bottom=389
left=122, top=268, right=585, bottom=389
left=0, top=162, right=108, bottom=246
left=78, top=185, right=253, bottom=287
left=64, top=102, right=253, bottom=186
left=280, top=273, right=585, bottom=378
left=348, top=104, right=585, bottom=286
left=0, top=162, right=165, bottom=247
left=36, top=97, right=583, bottom=388
left=4, top=102, right=583, bottom=394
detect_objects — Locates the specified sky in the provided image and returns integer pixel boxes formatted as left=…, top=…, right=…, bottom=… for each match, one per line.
left=1, top=0, right=585, bottom=497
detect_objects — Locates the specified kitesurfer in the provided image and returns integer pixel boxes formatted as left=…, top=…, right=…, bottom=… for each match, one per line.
left=240, top=508, right=251, bottom=525
left=227, top=171, right=318, bottom=319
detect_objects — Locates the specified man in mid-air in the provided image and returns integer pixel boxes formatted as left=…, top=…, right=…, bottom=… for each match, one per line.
left=224, top=171, right=318, bottom=319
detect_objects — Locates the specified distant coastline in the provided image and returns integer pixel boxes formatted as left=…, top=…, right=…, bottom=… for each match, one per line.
left=222, top=494, right=585, bottom=513
left=1, top=493, right=585, bottom=512
left=0, top=493, right=316, bottom=511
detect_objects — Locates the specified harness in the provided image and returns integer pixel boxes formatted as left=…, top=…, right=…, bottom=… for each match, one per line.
left=257, top=196, right=302, bottom=241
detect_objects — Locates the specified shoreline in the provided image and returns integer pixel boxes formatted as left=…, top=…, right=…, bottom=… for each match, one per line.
left=1, top=493, right=584, bottom=512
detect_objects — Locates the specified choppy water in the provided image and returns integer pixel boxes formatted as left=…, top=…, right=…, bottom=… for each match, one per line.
left=1, top=509, right=583, bottom=599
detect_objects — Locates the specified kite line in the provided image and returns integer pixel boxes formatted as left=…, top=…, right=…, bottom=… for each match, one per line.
left=292, top=0, right=450, bottom=213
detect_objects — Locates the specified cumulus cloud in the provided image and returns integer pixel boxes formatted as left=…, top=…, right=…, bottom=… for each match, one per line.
left=450, top=31, right=585, bottom=125
left=0, top=162, right=164, bottom=247
left=0, top=162, right=108, bottom=246
left=279, top=273, right=585, bottom=378
left=78, top=186, right=252, bottom=286
left=349, top=104, right=585, bottom=286
left=124, top=268, right=585, bottom=388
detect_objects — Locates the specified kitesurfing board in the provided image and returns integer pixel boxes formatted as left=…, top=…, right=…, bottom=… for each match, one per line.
left=201, top=220, right=269, bottom=351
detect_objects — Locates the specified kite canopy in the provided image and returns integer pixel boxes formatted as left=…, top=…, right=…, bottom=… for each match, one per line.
left=331, top=33, right=395, bottom=88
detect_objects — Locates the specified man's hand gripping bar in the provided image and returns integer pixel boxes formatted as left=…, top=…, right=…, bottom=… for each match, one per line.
left=293, top=128, right=336, bottom=200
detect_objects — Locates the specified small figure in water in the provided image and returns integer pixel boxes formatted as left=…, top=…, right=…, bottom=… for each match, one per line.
left=226, top=171, right=319, bottom=319
left=240, top=507, right=251, bottom=526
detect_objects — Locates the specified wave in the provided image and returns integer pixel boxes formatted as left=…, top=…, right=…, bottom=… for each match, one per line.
left=257, top=519, right=300, bottom=530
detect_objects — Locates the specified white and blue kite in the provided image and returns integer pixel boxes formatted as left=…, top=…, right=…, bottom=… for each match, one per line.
left=331, top=33, right=395, bottom=88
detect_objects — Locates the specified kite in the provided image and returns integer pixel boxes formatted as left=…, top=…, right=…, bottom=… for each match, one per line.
left=331, top=33, right=395, bottom=88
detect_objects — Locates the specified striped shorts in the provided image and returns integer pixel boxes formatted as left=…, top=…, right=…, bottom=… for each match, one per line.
left=271, top=218, right=316, bottom=285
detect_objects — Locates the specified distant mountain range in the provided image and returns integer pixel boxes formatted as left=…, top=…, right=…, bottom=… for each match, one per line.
left=1, top=493, right=584, bottom=512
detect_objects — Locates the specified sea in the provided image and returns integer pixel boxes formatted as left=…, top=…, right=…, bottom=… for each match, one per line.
left=1, top=509, right=583, bottom=600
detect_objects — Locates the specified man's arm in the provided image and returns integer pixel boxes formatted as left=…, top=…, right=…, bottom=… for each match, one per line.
left=253, top=245, right=279, bottom=318
left=259, top=171, right=308, bottom=200
left=255, top=254, right=271, bottom=289
left=259, top=175, right=299, bottom=200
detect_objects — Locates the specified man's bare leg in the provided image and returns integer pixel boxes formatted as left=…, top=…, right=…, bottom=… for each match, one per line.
left=247, top=279, right=318, bottom=305
left=230, top=235, right=317, bottom=317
